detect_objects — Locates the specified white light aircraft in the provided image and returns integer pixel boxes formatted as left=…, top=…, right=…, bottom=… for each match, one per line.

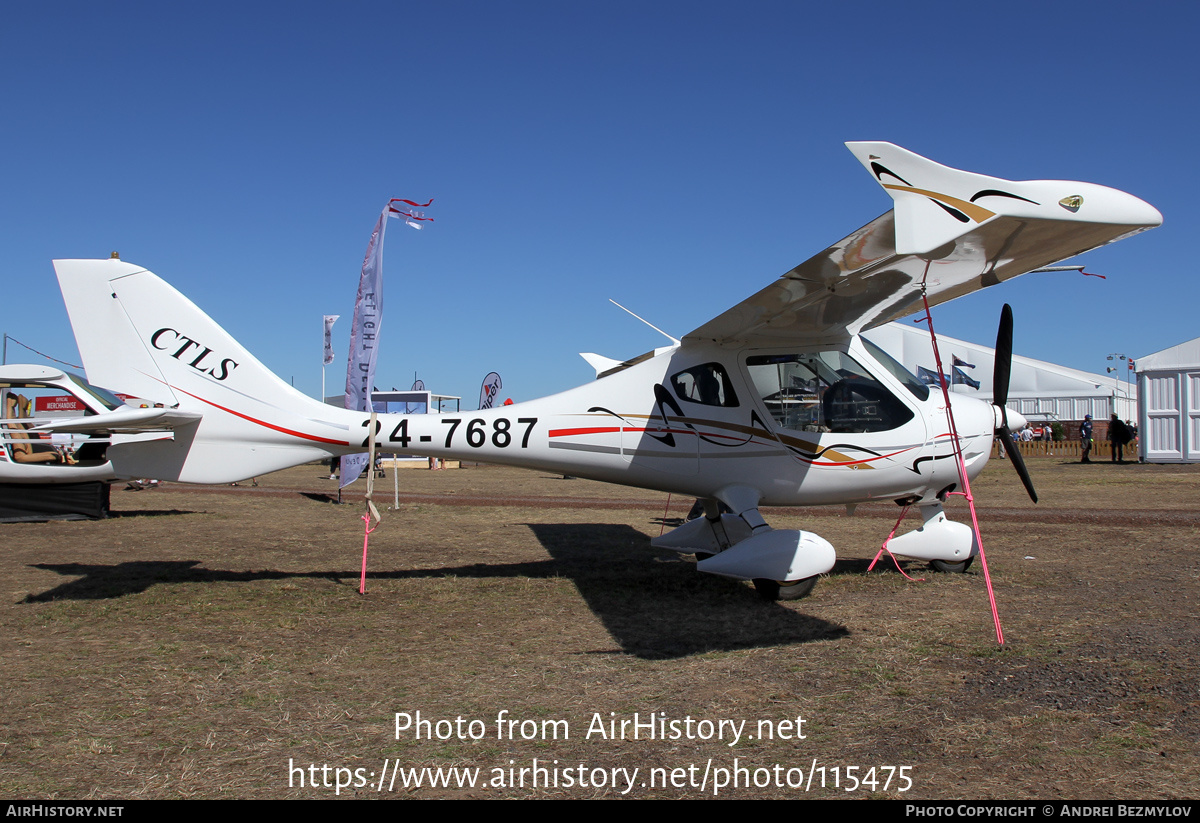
left=53, top=143, right=1160, bottom=599
left=0, top=364, right=199, bottom=484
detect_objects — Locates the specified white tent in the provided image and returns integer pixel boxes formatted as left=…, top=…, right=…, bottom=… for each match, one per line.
left=1136, top=337, right=1200, bottom=463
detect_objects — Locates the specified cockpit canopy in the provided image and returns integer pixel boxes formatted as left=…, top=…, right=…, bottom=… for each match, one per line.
left=746, top=348, right=917, bottom=434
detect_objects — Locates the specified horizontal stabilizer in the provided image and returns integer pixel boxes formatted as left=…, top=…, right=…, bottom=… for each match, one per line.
left=579, top=352, right=623, bottom=378
left=31, top=406, right=203, bottom=435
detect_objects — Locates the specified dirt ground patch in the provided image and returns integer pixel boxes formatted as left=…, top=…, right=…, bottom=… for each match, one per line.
left=2, top=459, right=1197, bottom=798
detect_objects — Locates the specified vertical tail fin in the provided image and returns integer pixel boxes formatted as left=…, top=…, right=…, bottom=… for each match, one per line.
left=54, top=258, right=359, bottom=483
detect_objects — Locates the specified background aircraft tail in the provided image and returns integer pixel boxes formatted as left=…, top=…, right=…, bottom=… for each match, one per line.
left=55, top=258, right=360, bottom=483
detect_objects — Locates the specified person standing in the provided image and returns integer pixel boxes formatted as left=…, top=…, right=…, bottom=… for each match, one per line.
left=1110, top=413, right=1131, bottom=463
left=1080, top=414, right=1093, bottom=463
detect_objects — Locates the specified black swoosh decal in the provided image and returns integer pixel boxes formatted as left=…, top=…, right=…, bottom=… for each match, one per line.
left=970, top=189, right=1039, bottom=205
left=870, top=162, right=912, bottom=187
left=930, top=199, right=970, bottom=223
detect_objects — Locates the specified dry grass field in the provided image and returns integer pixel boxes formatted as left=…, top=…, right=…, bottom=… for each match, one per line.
left=1, top=457, right=1197, bottom=799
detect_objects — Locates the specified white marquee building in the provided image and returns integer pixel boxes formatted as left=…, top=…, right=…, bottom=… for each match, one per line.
left=865, top=322, right=1135, bottom=431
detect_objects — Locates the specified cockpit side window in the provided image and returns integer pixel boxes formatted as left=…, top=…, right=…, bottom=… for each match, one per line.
left=670, top=363, right=739, bottom=407
left=746, top=350, right=914, bottom=433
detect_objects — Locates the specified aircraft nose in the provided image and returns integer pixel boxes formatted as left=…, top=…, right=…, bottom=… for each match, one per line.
left=995, top=406, right=1026, bottom=432
left=945, top=394, right=997, bottom=440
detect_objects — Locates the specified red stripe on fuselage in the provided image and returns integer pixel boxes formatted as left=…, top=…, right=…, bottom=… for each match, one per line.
left=548, top=426, right=623, bottom=437
left=173, top=385, right=348, bottom=446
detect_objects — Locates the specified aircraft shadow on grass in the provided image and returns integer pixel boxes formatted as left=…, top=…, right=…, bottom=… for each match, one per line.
left=107, top=509, right=199, bottom=518
left=24, top=524, right=848, bottom=659
left=523, top=523, right=849, bottom=659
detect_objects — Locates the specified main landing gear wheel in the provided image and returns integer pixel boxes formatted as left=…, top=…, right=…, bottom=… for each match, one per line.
left=930, top=558, right=974, bottom=573
left=753, top=576, right=818, bottom=602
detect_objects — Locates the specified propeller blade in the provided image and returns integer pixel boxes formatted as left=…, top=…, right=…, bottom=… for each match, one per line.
left=991, top=303, right=1036, bottom=502
left=999, top=431, right=1039, bottom=503
left=993, top=303, right=1013, bottom=409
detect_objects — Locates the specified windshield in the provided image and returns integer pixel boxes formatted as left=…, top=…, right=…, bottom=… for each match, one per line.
left=746, top=349, right=914, bottom=434
left=860, top=338, right=930, bottom=402
left=65, top=374, right=126, bottom=412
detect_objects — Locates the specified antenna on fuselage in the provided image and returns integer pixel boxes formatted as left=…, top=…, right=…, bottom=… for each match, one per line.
left=608, top=299, right=680, bottom=348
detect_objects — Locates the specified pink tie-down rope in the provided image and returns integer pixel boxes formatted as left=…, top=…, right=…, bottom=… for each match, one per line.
left=359, top=507, right=379, bottom=595
left=359, top=410, right=382, bottom=595
left=915, top=274, right=1005, bottom=645
left=868, top=505, right=925, bottom=582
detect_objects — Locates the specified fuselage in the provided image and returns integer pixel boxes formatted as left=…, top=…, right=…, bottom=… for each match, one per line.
left=321, top=334, right=996, bottom=508
left=67, top=266, right=998, bottom=503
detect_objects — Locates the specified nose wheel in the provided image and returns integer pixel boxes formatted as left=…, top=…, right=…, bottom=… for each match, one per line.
left=929, top=558, right=974, bottom=573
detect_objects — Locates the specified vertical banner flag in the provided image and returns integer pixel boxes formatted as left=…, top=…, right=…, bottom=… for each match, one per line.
left=323, top=315, right=339, bottom=365
left=390, top=198, right=435, bottom=229
left=478, top=372, right=502, bottom=410
left=340, top=198, right=433, bottom=488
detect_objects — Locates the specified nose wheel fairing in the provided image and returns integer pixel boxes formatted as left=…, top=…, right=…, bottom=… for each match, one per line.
left=884, top=502, right=978, bottom=564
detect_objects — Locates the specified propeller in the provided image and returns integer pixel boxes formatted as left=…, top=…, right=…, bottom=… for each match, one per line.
left=992, top=304, right=1038, bottom=503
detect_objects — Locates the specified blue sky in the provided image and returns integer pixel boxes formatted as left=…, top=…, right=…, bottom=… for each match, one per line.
left=3, top=1, right=1195, bottom=404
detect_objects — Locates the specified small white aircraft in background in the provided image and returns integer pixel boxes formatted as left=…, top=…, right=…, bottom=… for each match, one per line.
left=53, top=142, right=1161, bottom=599
left=0, top=364, right=199, bottom=484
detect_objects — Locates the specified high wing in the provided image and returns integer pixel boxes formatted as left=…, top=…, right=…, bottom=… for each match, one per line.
left=30, top=406, right=202, bottom=435
left=685, top=142, right=1162, bottom=348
